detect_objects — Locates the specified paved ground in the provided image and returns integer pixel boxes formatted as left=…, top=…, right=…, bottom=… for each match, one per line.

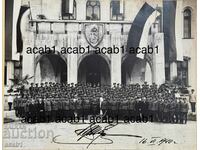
left=3, top=114, right=196, bottom=150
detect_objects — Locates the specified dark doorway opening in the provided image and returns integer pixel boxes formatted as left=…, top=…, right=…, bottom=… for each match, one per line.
left=122, top=56, right=133, bottom=85
left=38, top=54, right=67, bottom=83
left=86, top=59, right=101, bottom=85
left=78, top=54, right=110, bottom=86
left=122, top=56, right=146, bottom=85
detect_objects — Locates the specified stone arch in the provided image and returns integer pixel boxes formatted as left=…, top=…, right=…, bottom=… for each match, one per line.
left=34, top=53, right=67, bottom=83
left=183, top=6, right=193, bottom=12
left=35, top=51, right=67, bottom=67
left=121, top=55, right=153, bottom=85
left=78, top=51, right=111, bottom=70
left=78, top=53, right=110, bottom=86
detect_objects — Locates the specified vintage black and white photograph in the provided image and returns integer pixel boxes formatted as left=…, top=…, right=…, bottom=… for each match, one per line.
left=3, top=0, right=197, bottom=149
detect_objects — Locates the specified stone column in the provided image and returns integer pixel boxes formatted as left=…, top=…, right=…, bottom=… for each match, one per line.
left=21, top=9, right=34, bottom=84
left=170, top=62, right=177, bottom=81
left=67, top=54, right=78, bottom=84
left=22, top=32, right=35, bottom=83
left=111, top=34, right=121, bottom=87
left=7, top=61, right=14, bottom=86
left=152, top=33, right=165, bottom=85
left=175, top=0, right=183, bottom=61
left=67, top=33, right=78, bottom=84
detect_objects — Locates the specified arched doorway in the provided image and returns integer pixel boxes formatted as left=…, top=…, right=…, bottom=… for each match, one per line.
left=122, top=56, right=152, bottom=85
left=78, top=54, right=110, bottom=86
left=35, top=54, right=67, bottom=83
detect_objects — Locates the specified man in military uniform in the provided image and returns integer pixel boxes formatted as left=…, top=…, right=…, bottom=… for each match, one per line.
left=158, top=99, right=164, bottom=122
left=141, top=97, right=148, bottom=117
left=115, top=97, right=121, bottom=118
left=106, top=96, right=112, bottom=118
left=99, top=94, right=104, bottom=115
left=72, top=94, right=78, bottom=118
left=21, top=96, right=26, bottom=119
left=44, top=96, right=52, bottom=122
left=29, top=98, right=36, bottom=123
left=163, top=100, right=170, bottom=123
left=63, top=94, right=70, bottom=120
left=112, top=97, right=118, bottom=118
left=55, top=95, right=60, bottom=121
left=101, top=96, right=108, bottom=118
left=76, top=95, right=83, bottom=118
left=13, top=94, right=19, bottom=117
left=175, top=98, right=181, bottom=123
left=25, top=96, right=31, bottom=123
left=128, top=97, right=136, bottom=118
left=189, top=89, right=196, bottom=114
left=29, top=83, right=34, bottom=97
left=135, top=97, right=142, bottom=118
left=153, top=99, right=159, bottom=122
left=89, top=94, right=96, bottom=116
left=169, top=99, right=176, bottom=123
left=109, top=96, right=115, bottom=118
left=180, top=98, right=189, bottom=124
left=35, top=83, right=39, bottom=94
left=121, top=96, right=129, bottom=120
left=85, top=96, right=92, bottom=119
left=51, top=99, right=57, bottom=122
left=57, top=95, right=63, bottom=121
left=44, top=82, right=49, bottom=91
left=68, top=96, right=74, bottom=119
left=38, top=97, right=45, bottom=122
left=17, top=95, right=22, bottom=118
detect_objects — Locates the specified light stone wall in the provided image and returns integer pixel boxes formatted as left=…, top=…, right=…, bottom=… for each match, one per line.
left=28, top=0, right=163, bottom=21
left=18, top=0, right=196, bottom=88
left=182, top=0, right=197, bottom=90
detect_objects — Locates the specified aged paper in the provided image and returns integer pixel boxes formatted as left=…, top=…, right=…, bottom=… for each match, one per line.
left=3, top=0, right=197, bottom=150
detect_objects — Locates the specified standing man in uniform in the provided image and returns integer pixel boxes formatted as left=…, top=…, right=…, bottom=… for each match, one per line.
left=7, top=94, right=13, bottom=111
left=63, top=95, right=70, bottom=120
left=101, top=97, right=108, bottom=118
left=189, top=89, right=196, bottom=114
left=38, top=97, right=45, bottom=122
left=181, top=98, right=189, bottom=124
left=25, top=96, right=31, bottom=123
left=129, top=97, right=136, bottom=118
left=13, top=94, right=19, bottom=117
left=45, top=96, right=52, bottom=122
left=99, top=94, right=104, bottom=115
left=51, top=99, right=57, bottom=122
left=29, top=98, right=36, bottom=123
left=85, top=96, right=91, bottom=119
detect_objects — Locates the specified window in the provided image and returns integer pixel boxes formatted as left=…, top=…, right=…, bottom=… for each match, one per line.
left=183, top=8, right=191, bottom=38
left=62, top=0, right=76, bottom=20
left=110, top=0, right=124, bottom=21
left=86, top=0, right=100, bottom=20
left=177, top=59, right=188, bottom=86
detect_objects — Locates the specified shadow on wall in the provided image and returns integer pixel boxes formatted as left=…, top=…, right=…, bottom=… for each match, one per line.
left=35, top=54, right=67, bottom=83
left=122, top=57, right=152, bottom=85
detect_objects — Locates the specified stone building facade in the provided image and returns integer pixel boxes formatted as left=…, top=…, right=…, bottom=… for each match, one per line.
left=5, top=0, right=197, bottom=90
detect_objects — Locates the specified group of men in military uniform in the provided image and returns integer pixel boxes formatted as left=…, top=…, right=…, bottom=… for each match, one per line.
left=13, top=82, right=189, bottom=124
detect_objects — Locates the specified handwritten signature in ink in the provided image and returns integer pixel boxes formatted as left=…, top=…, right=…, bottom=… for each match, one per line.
left=52, top=123, right=142, bottom=148
left=52, top=123, right=177, bottom=148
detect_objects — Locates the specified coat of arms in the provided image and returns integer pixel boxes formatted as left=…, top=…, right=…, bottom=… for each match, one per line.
left=84, top=24, right=104, bottom=48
